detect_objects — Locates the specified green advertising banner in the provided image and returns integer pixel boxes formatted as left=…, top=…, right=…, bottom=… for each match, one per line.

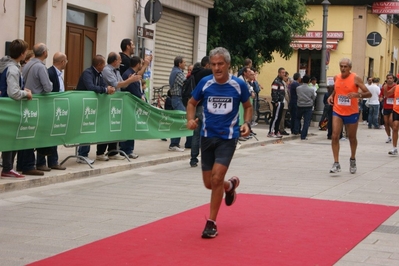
left=0, top=91, right=192, bottom=152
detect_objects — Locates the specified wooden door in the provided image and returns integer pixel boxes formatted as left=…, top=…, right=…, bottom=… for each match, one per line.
left=24, top=16, right=36, bottom=49
left=65, top=23, right=97, bottom=91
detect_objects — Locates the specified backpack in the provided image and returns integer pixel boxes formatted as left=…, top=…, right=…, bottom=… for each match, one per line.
left=182, top=75, right=196, bottom=107
left=0, top=67, right=9, bottom=97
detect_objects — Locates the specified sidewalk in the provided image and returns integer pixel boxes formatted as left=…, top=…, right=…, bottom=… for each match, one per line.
left=0, top=121, right=314, bottom=193
left=5, top=118, right=388, bottom=193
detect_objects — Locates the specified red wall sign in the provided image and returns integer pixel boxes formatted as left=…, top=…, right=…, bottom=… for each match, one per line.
left=372, top=2, right=399, bottom=14
left=293, top=31, right=344, bottom=39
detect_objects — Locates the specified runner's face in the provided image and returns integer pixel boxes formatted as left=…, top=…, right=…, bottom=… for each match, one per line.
left=211, top=54, right=230, bottom=83
left=339, top=61, right=351, bottom=77
left=386, top=76, right=394, bottom=85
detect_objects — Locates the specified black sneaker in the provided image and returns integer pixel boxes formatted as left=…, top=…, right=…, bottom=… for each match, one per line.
left=202, top=220, right=218, bottom=238
left=225, top=176, right=240, bottom=206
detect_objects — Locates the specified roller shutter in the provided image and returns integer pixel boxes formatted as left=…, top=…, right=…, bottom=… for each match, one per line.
left=153, top=7, right=194, bottom=90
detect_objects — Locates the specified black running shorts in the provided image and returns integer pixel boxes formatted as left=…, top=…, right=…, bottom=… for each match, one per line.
left=200, top=137, right=237, bottom=171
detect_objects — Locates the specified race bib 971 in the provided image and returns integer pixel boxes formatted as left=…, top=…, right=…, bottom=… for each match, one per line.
left=207, top=97, right=233, bottom=115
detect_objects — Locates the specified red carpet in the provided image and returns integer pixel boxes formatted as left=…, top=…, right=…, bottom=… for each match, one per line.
left=29, top=194, right=398, bottom=266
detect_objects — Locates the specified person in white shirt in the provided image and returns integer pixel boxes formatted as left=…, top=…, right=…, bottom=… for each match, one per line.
left=367, top=77, right=382, bottom=129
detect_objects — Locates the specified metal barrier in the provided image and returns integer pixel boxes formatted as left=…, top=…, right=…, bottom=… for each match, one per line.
left=60, top=143, right=131, bottom=169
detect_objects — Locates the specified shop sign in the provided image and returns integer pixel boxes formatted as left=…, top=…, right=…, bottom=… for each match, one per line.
left=293, top=31, right=344, bottom=40
left=372, top=2, right=399, bottom=14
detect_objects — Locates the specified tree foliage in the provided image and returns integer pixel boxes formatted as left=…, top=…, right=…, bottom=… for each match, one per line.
left=207, top=0, right=313, bottom=70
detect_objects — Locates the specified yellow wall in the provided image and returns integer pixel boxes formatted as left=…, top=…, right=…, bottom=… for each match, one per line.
left=365, top=14, right=389, bottom=80
left=257, top=5, right=396, bottom=98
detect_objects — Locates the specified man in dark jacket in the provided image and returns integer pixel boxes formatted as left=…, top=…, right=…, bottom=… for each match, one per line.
left=75, top=55, right=115, bottom=164
left=289, top=73, right=301, bottom=135
left=189, top=56, right=212, bottom=167
left=268, top=67, right=286, bottom=138
left=36, top=52, right=69, bottom=171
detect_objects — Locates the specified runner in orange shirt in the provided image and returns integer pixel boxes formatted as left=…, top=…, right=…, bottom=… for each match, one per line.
left=327, top=58, right=371, bottom=174
left=386, top=82, right=399, bottom=155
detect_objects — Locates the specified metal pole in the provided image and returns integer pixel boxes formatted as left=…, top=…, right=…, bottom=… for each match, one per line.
left=313, top=0, right=330, bottom=122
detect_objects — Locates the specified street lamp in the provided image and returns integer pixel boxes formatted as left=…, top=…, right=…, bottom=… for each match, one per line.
left=313, top=0, right=330, bottom=122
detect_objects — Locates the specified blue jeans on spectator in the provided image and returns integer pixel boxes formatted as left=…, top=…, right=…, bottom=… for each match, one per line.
left=36, top=146, right=59, bottom=167
left=368, top=104, right=379, bottom=129
left=16, top=149, right=35, bottom=171
left=78, top=145, right=90, bottom=157
left=289, top=103, right=298, bottom=134
left=297, top=106, right=313, bottom=139
left=120, top=140, right=135, bottom=155
left=170, top=96, right=186, bottom=147
left=190, top=106, right=203, bottom=166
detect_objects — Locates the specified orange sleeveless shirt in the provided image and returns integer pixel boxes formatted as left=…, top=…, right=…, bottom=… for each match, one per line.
left=393, top=85, right=399, bottom=113
left=333, top=73, right=359, bottom=116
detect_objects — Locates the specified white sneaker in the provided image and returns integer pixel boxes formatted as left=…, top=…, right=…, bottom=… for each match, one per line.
left=388, top=149, right=398, bottom=155
left=330, top=162, right=341, bottom=173
left=128, top=153, right=139, bottom=159
left=386, top=137, right=392, bottom=143
left=168, top=146, right=185, bottom=152
left=76, top=157, right=95, bottom=164
left=108, top=154, right=125, bottom=160
left=96, top=154, right=109, bottom=161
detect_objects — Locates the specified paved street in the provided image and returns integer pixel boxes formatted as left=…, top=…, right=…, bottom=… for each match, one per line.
left=1, top=123, right=399, bottom=265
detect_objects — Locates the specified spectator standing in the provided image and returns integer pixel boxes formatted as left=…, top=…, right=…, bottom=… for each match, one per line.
left=168, top=56, right=186, bottom=152
left=237, top=58, right=252, bottom=77
left=279, top=72, right=290, bottom=135
left=295, top=75, right=316, bottom=140
left=362, top=77, right=373, bottom=124
left=36, top=52, right=69, bottom=171
left=367, top=77, right=382, bottom=129
left=119, top=38, right=135, bottom=75
left=309, top=77, right=319, bottom=95
left=289, top=73, right=301, bottom=135
left=19, top=43, right=53, bottom=175
left=120, top=55, right=146, bottom=159
left=75, top=55, right=116, bottom=164
left=268, top=67, right=286, bottom=138
left=186, top=47, right=252, bottom=238
left=186, top=64, right=193, bottom=78
left=100, top=52, right=142, bottom=161
left=0, top=39, right=32, bottom=178
left=189, top=56, right=212, bottom=167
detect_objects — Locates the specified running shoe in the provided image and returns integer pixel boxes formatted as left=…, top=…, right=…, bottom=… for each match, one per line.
left=329, top=162, right=341, bottom=173
left=349, top=158, right=357, bottom=174
left=201, top=220, right=218, bottom=238
left=388, top=149, right=398, bottom=155
left=225, top=176, right=240, bottom=206
left=386, top=137, right=392, bottom=143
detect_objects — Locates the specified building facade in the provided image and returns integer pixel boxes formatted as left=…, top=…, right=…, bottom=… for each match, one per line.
left=0, top=0, right=214, bottom=97
left=258, top=3, right=399, bottom=98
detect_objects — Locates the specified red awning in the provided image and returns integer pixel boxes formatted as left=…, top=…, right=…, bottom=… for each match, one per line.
left=290, top=39, right=339, bottom=51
